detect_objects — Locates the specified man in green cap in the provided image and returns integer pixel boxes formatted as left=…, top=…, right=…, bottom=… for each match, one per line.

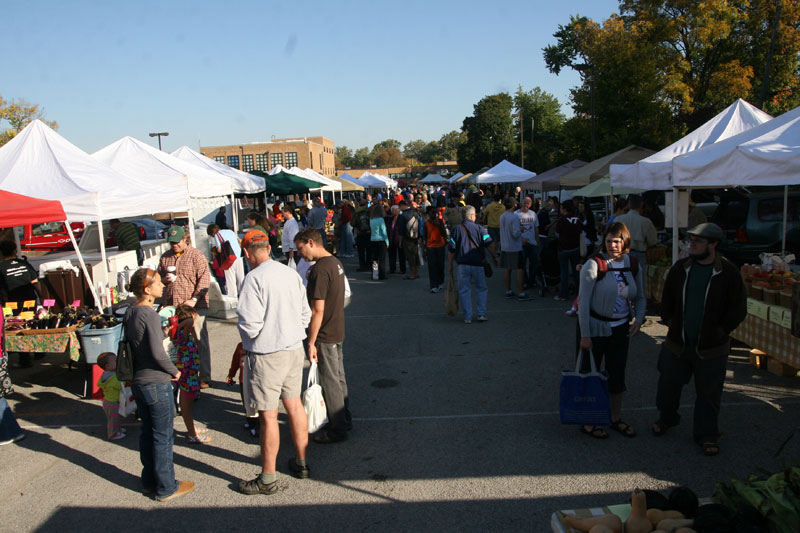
left=158, top=225, right=212, bottom=388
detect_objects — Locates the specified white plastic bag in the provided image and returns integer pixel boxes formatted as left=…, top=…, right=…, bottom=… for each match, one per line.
left=118, top=383, right=137, bottom=417
left=303, top=362, right=328, bottom=433
left=287, top=256, right=297, bottom=270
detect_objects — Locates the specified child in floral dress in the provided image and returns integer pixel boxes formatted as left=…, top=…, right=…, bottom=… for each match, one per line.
left=174, top=304, right=211, bottom=444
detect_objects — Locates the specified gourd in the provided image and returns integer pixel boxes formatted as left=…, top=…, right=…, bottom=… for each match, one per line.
left=588, top=525, right=614, bottom=533
left=656, top=518, right=694, bottom=531
left=562, top=513, right=622, bottom=532
left=646, top=509, right=685, bottom=527
left=625, top=488, right=654, bottom=533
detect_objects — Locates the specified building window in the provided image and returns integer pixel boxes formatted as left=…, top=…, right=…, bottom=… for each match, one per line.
left=227, top=155, right=240, bottom=169
left=270, top=152, right=283, bottom=167
left=320, top=153, right=323, bottom=170
left=285, top=152, right=298, bottom=167
left=213, top=156, right=225, bottom=164
left=242, top=154, right=254, bottom=172
left=255, top=153, right=269, bottom=170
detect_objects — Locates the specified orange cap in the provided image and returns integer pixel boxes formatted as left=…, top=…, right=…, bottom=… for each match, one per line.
left=241, top=229, right=269, bottom=248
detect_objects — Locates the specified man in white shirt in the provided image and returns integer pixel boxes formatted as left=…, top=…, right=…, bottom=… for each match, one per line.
left=499, top=197, right=531, bottom=301
left=281, top=206, right=299, bottom=262
left=615, top=194, right=657, bottom=294
left=516, top=195, right=541, bottom=295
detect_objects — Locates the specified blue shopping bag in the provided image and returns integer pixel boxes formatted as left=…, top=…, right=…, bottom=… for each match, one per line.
left=559, top=349, right=612, bottom=426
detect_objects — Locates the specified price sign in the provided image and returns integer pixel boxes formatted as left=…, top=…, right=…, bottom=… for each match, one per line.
left=23, top=300, right=35, bottom=308
left=71, top=300, right=81, bottom=307
left=43, top=299, right=56, bottom=307
left=2, top=307, right=12, bottom=317
left=19, top=311, right=35, bottom=320
left=6, top=302, right=17, bottom=310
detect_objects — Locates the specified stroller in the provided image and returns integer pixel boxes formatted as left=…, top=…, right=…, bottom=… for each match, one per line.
left=538, top=238, right=562, bottom=294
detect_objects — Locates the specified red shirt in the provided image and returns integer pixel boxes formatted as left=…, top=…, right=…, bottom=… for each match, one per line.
left=341, top=203, right=353, bottom=224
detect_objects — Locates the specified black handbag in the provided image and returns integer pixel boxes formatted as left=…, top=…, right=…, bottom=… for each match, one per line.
left=0, top=356, right=13, bottom=398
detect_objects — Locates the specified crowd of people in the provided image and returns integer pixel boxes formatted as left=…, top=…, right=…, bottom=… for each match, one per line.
left=0, top=182, right=748, bottom=502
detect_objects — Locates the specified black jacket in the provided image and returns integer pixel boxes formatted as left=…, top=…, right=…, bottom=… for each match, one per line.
left=661, top=254, right=747, bottom=359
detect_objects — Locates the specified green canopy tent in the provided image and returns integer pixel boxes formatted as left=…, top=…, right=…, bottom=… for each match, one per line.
left=250, top=170, right=318, bottom=194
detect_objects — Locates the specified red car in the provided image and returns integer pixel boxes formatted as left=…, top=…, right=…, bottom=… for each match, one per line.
left=9, top=222, right=86, bottom=254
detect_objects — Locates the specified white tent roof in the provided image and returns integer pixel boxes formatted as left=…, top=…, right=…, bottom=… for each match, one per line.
left=337, top=172, right=361, bottom=185
left=0, top=120, right=180, bottom=221
left=266, top=164, right=291, bottom=176
left=360, top=171, right=396, bottom=188
left=419, top=173, right=448, bottom=184
left=448, top=172, right=464, bottom=183
left=476, top=160, right=536, bottom=184
left=288, top=166, right=341, bottom=191
left=610, top=99, right=773, bottom=190
left=92, top=137, right=191, bottom=211
left=304, top=168, right=342, bottom=190
left=171, top=146, right=265, bottom=194
left=672, top=104, right=800, bottom=187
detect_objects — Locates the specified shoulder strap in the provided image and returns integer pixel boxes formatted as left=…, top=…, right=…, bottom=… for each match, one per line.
left=461, top=224, right=480, bottom=250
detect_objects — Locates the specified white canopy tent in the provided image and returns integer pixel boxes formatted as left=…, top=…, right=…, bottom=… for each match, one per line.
left=448, top=172, right=464, bottom=183
left=610, top=99, right=773, bottom=190
left=0, top=121, right=183, bottom=285
left=476, top=160, right=536, bottom=184
left=419, top=173, right=449, bottom=184
left=289, top=166, right=342, bottom=193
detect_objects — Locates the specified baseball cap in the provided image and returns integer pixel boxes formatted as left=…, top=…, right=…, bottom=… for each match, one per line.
left=166, top=225, right=185, bottom=243
left=241, top=229, right=269, bottom=248
left=687, top=222, right=725, bottom=241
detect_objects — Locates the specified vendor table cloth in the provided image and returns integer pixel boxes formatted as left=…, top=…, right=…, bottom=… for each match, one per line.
left=646, top=265, right=669, bottom=302
left=731, top=313, right=800, bottom=368
left=4, top=331, right=81, bottom=362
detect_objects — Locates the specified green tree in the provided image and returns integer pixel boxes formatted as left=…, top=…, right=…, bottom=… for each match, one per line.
left=335, top=145, right=353, bottom=168
left=403, top=139, right=427, bottom=163
left=351, top=147, right=373, bottom=168
left=457, top=93, right=514, bottom=172
left=0, top=94, right=58, bottom=147
left=512, top=86, right=566, bottom=171
left=437, top=130, right=465, bottom=161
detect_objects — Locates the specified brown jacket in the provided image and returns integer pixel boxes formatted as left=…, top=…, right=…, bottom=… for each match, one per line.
left=661, top=254, right=746, bottom=359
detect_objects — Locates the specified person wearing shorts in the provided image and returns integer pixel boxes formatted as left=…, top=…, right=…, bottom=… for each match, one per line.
left=499, top=197, right=531, bottom=301
left=236, top=230, right=312, bottom=495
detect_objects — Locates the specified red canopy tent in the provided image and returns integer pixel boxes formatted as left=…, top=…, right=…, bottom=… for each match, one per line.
left=0, top=190, right=100, bottom=310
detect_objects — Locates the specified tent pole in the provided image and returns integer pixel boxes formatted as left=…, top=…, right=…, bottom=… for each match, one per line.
left=782, top=184, right=788, bottom=257
left=13, top=226, right=22, bottom=258
left=672, top=187, right=680, bottom=264
left=230, top=194, right=238, bottom=233
left=66, top=221, right=103, bottom=312
left=187, top=208, right=198, bottom=252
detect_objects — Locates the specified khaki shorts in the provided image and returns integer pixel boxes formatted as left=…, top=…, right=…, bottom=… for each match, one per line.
left=243, top=346, right=305, bottom=412
left=403, top=238, right=420, bottom=268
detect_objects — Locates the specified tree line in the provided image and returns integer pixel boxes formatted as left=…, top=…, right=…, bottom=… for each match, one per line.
left=335, top=131, right=466, bottom=169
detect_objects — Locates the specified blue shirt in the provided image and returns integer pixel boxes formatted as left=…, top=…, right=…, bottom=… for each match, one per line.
left=448, top=219, right=491, bottom=266
left=370, top=217, right=389, bottom=246
left=217, top=229, right=241, bottom=258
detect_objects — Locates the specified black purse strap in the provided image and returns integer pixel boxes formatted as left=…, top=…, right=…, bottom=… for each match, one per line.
left=461, top=224, right=481, bottom=250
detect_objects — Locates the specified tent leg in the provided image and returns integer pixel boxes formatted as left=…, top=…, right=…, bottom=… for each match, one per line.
left=230, top=194, right=238, bottom=233
left=672, top=187, right=680, bottom=264
left=97, top=221, right=110, bottom=309
left=13, top=226, right=22, bottom=258
left=66, top=222, right=103, bottom=312
left=187, top=208, right=198, bottom=252
left=782, top=184, right=788, bottom=257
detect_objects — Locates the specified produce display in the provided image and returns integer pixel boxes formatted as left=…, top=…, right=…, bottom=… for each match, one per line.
left=3, top=305, right=119, bottom=332
left=742, top=264, right=798, bottom=306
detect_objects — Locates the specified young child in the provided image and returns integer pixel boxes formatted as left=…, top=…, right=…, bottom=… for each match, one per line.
left=173, top=304, right=211, bottom=444
left=96, top=352, right=125, bottom=441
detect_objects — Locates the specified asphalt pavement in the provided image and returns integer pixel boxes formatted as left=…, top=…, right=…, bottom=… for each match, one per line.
left=1, top=254, right=799, bottom=532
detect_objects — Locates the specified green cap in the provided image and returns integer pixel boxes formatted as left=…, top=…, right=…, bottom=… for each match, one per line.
left=166, top=225, right=186, bottom=243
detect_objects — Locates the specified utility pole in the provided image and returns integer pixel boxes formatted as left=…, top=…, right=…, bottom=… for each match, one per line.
left=758, top=0, right=783, bottom=109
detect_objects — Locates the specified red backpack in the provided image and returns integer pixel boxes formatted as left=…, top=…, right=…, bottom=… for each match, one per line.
left=591, top=254, right=639, bottom=282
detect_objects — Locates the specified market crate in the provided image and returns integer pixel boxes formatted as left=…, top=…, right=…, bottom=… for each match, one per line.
left=767, top=357, right=799, bottom=377
left=749, top=349, right=768, bottom=369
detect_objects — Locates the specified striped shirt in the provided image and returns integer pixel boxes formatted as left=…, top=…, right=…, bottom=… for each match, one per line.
left=114, top=222, right=141, bottom=251
left=158, top=246, right=210, bottom=308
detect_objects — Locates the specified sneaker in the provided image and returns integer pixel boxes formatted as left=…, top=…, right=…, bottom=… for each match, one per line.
left=0, top=433, right=25, bottom=446
left=517, top=293, right=532, bottom=301
left=288, top=458, right=310, bottom=479
left=476, top=315, right=488, bottom=322
left=565, top=307, right=577, bottom=317
left=505, top=290, right=514, bottom=299
left=464, top=319, right=472, bottom=324
left=554, top=296, right=567, bottom=301
left=110, top=432, right=126, bottom=441
left=238, top=476, right=278, bottom=495
left=430, top=287, right=440, bottom=294
left=157, top=480, right=195, bottom=502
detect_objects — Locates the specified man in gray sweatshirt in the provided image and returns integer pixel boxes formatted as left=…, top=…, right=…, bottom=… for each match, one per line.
left=236, top=230, right=312, bottom=495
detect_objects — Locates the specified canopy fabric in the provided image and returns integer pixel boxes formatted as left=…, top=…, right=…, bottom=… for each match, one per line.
left=610, top=99, right=773, bottom=190
left=303, top=168, right=343, bottom=190
left=288, top=166, right=341, bottom=191
left=672, top=104, right=800, bottom=187
left=476, top=160, right=536, bottom=184
left=448, top=172, right=464, bottom=183
left=0, top=120, right=180, bottom=221
left=328, top=174, right=364, bottom=192
left=521, top=159, right=587, bottom=190
left=571, top=177, right=645, bottom=198
left=92, top=137, right=191, bottom=211
left=250, top=170, right=318, bottom=194
left=171, top=146, right=265, bottom=194
left=419, top=173, right=448, bottom=184
left=0, top=190, right=67, bottom=227
left=356, top=172, right=396, bottom=189
left=561, top=145, right=655, bottom=187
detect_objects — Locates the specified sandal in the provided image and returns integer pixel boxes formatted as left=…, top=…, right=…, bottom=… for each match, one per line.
left=610, top=419, right=636, bottom=438
left=651, top=420, right=674, bottom=437
left=580, top=426, right=609, bottom=439
left=702, top=442, right=720, bottom=456
left=188, top=434, right=212, bottom=444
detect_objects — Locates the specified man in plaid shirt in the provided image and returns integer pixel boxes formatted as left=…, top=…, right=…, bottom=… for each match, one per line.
left=158, top=225, right=212, bottom=388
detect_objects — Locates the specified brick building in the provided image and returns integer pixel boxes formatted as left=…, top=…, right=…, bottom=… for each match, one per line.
left=201, top=137, right=336, bottom=176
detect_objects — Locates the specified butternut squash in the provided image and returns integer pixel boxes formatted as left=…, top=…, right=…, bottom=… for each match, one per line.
left=625, top=488, right=653, bottom=533
left=562, top=513, right=622, bottom=533
left=646, top=509, right=685, bottom=526
left=656, top=518, right=693, bottom=531
left=587, top=525, right=614, bottom=533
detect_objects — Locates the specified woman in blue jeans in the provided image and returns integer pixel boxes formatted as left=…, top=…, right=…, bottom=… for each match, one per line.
left=555, top=200, right=582, bottom=300
left=124, top=268, right=194, bottom=502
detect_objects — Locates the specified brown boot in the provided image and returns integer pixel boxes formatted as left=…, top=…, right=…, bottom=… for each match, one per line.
left=157, top=480, right=195, bottom=502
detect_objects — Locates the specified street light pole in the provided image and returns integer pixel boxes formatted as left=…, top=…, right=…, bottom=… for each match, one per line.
left=148, top=132, right=169, bottom=151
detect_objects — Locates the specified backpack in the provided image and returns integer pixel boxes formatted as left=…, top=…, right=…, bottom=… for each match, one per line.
left=591, top=254, right=639, bottom=282
left=405, top=213, right=419, bottom=239
left=357, top=209, right=370, bottom=232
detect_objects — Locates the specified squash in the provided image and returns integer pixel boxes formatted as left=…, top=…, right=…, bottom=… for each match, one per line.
left=625, top=488, right=653, bottom=533
left=562, top=513, right=622, bottom=532
left=646, top=509, right=685, bottom=526
left=588, top=526, right=614, bottom=533
left=656, top=518, right=693, bottom=531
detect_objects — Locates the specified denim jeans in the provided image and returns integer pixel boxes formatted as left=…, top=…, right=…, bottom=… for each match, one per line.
left=339, top=222, right=355, bottom=256
left=522, top=243, right=539, bottom=287
left=557, top=248, right=581, bottom=299
left=0, top=397, right=23, bottom=442
left=132, top=382, right=178, bottom=498
left=457, top=264, right=487, bottom=321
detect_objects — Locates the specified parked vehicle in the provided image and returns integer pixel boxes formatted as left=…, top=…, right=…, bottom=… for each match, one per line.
left=4, top=222, right=86, bottom=254
left=711, top=191, right=800, bottom=265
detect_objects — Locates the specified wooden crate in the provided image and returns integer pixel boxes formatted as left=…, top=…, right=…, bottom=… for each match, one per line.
left=749, top=349, right=768, bottom=369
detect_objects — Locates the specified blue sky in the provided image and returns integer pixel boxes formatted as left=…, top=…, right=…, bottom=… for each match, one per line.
left=4, top=0, right=620, bottom=154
